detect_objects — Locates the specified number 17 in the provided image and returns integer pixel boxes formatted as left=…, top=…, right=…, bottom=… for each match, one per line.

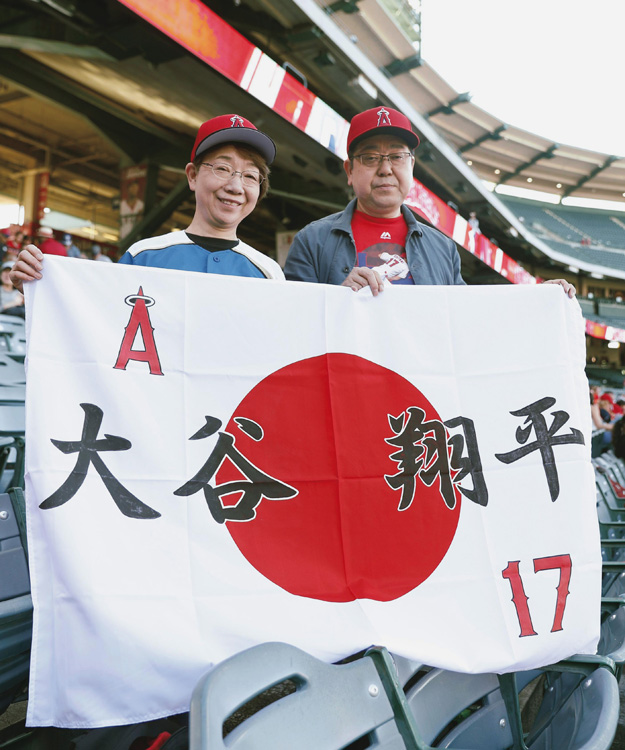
left=502, top=554, right=572, bottom=637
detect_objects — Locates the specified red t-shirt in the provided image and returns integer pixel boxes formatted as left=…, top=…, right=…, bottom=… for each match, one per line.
left=40, top=238, right=68, bottom=257
left=351, top=210, right=413, bottom=284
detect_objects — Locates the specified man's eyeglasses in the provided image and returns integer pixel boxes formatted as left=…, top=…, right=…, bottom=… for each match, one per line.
left=352, top=152, right=413, bottom=168
left=201, top=162, right=264, bottom=187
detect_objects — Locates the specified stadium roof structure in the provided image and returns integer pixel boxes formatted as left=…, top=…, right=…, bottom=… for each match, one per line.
left=284, top=0, right=625, bottom=206
left=0, top=0, right=624, bottom=286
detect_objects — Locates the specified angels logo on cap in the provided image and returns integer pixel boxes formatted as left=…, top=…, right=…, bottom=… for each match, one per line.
left=347, top=106, right=420, bottom=153
left=377, top=107, right=392, bottom=126
left=191, top=114, right=276, bottom=164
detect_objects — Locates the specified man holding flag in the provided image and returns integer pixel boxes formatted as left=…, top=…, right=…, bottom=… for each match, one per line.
left=284, top=105, right=575, bottom=297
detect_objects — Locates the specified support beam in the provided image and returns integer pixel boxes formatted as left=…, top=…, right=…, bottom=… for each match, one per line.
left=0, top=51, right=186, bottom=162
left=283, top=26, right=323, bottom=44
left=425, top=92, right=472, bottom=119
left=497, top=144, right=559, bottom=186
left=269, top=188, right=346, bottom=211
left=382, top=54, right=422, bottom=78
left=325, top=0, right=361, bottom=14
left=561, top=156, right=620, bottom=199
left=269, top=173, right=348, bottom=210
left=459, top=125, right=508, bottom=154
left=0, top=34, right=114, bottom=60
left=0, top=90, right=29, bottom=105
left=0, top=131, right=119, bottom=189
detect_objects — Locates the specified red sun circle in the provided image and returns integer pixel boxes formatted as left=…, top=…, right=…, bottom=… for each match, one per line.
left=217, top=353, right=460, bottom=602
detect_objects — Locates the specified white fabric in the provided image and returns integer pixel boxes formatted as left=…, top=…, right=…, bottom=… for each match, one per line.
left=24, top=257, right=600, bottom=728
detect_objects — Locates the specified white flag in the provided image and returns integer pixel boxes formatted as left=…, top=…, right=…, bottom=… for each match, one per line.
left=24, top=257, right=601, bottom=728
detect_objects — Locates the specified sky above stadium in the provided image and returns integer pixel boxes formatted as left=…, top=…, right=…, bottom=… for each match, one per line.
left=421, top=0, right=624, bottom=157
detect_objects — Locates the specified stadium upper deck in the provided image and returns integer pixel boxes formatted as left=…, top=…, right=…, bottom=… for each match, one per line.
left=0, top=0, right=624, bottom=300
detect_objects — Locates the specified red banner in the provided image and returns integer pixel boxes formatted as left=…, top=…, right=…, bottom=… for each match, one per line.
left=404, top=180, right=456, bottom=237
left=37, top=171, right=49, bottom=222
left=117, top=0, right=254, bottom=84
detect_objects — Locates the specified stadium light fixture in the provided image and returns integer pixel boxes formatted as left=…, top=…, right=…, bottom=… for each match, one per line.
left=591, top=272, right=605, bottom=279
left=608, top=341, right=620, bottom=349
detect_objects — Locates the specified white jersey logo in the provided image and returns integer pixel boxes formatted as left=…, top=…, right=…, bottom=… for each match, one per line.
left=380, top=231, right=391, bottom=240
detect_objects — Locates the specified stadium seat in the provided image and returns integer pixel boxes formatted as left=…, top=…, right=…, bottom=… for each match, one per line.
left=0, top=355, right=25, bottom=387
left=598, top=597, right=625, bottom=678
left=0, top=317, right=26, bottom=361
left=0, top=365, right=26, bottom=493
left=595, top=454, right=625, bottom=489
left=522, top=663, right=619, bottom=749
left=0, top=488, right=32, bottom=717
left=405, top=659, right=618, bottom=750
left=189, top=642, right=425, bottom=749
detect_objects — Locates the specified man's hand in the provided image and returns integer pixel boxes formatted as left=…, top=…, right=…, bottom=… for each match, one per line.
left=341, top=266, right=385, bottom=296
left=9, top=244, right=44, bottom=292
left=542, top=278, right=576, bottom=298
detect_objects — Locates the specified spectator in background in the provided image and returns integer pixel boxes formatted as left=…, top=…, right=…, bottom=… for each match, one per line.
left=62, top=233, right=81, bottom=259
left=467, top=211, right=479, bottom=254
left=6, top=228, right=24, bottom=250
left=3, top=228, right=24, bottom=263
left=599, top=392, right=615, bottom=423
left=91, top=244, right=112, bottom=262
left=38, top=227, right=67, bottom=257
left=0, top=262, right=24, bottom=317
left=120, top=179, right=145, bottom=239
left=612, top=415, right=625, bottom=460
left=591, top=389, right=614, bottom=451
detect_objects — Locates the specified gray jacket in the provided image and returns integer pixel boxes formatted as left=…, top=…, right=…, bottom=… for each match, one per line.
left=284, top=198, right=465, bottom=286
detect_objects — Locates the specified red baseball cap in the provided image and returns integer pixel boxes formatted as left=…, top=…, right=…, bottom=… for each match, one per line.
left=191, top=114, right=276, bottom=164
left=347, top=106, right=420, bottom=153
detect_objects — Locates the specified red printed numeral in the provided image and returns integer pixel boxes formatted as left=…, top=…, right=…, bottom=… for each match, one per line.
left=502, top=554, right=572, bottom=637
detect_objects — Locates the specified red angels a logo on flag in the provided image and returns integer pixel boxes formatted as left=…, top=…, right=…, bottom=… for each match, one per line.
left=114, top=287, right=163, bottom=376
left=217, top=353, right=461, bottom=603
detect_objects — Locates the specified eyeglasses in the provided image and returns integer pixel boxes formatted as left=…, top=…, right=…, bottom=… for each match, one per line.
left=352, top=152, right=413, bottom=168
left=201, top=162, right=264, bottom=187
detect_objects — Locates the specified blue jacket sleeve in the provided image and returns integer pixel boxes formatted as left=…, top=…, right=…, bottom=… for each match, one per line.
left=117, top=252, right=133, bottom=265
left=283, top=228, right=323, bottom=283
